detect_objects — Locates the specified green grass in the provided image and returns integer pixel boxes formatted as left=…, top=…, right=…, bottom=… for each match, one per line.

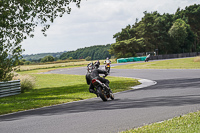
left=0, top=73, right=140, bottom=115
left=121, top=111, right=200, bottom=133
left=18, top=59, right=116, bottom=71
left=114, top=57, right=200, bottom=69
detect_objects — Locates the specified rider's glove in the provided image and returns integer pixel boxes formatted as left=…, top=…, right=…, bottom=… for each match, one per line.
left=105, top=72, right=108, bottom=76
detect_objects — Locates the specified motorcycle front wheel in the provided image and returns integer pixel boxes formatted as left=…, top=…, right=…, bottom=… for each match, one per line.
left=97, top=87, right=108, bottom=101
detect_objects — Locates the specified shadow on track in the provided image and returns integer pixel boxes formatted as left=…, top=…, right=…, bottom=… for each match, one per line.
left=1, top=78, right=200, bottom=122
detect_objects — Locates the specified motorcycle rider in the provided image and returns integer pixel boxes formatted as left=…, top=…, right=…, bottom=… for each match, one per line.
left=145, top=54, right=150, bottom=62
left=86, top=63, right=110, bottom=96
left=104, top=57, right=111, bottom=73
left=94, top=60, right=100, bottom=69
left=104, top=57, right=111, bottom=64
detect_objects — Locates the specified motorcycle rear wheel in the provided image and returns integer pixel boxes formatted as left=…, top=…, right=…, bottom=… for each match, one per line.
left=106, top=67, right=110, bottom=73
left=97, top=87, right=108, bottom=101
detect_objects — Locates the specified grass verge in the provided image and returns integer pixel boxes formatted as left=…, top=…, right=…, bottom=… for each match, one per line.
left=18, top=59, right=116, bottom=71
left=114, top=57, right=200, bottom=69
left=121, top=111, right=200, bottom=133
left=0, top=73, right=140, bottom=115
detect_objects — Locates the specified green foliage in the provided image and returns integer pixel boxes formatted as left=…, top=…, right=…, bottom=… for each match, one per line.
left=169, top=19, right=188, bottom=40
left=85, top=56, right=91, bottom=61
left=41, top=55, right=55, bottom=63
left=0, top=0, right=80, bottom=81
left=111, top=4, right=200, bottom=57
left=110, top=38, right=144, bottom=58
left=25, top=61, right=31, bottom=65
left=60, top=44, right=112, bottom=60
left=0, top=48, right=21, bottom=81
left=68, top=57, right=73, bottom=60
left=175, top=4, right=200, bottom=51
left=21, top=78, right=35, bottom=93
left=13, top=74, right=35, bottom=93
left=19, top=59, right=26, bottom=65
left=168, top=19, right=191, bottom=53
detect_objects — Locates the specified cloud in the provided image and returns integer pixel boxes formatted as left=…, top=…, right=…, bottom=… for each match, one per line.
left=21, top=0, right=200, bottom=54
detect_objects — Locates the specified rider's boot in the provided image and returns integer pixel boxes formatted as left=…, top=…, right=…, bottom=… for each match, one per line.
left=90, top=89, right=99, bottom=97
left=89, top=89, right=95, bottom=93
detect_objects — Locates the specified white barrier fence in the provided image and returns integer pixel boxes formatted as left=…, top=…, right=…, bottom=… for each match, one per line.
left=0, top=80, right=21, bottom=98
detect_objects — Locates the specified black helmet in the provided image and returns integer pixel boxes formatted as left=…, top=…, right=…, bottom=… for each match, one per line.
left=94, top=63, right=99, bottom=69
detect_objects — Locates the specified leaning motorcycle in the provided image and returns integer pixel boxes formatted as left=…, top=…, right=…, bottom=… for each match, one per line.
left=145, top=57, right=150, bottom=62
left=91, top=75, right=114, bottom=101
left=105, top=63, right=111, bottom=73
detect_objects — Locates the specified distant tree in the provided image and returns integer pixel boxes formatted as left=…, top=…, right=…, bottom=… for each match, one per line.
left=174, top=4, right=200, bottom=51
left=68, top=57, right=73, bottom=60
left=168, top=19, right=189, bottom=53
left=41, top=55, right=55, bottom=63
left=111, top=4, right=200, bottom=58
left=85, top=56, right=91, bottom=61
left=110, top=37, right=145, bottom=58
left=19, top=59, right=26, bottom=65
left=60, top=45, right=112, bottom=60
left=25, top=61, right=31, bottom=65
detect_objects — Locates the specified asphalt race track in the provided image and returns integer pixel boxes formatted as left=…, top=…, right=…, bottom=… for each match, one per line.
left=1, top=62, right=200, bottom=133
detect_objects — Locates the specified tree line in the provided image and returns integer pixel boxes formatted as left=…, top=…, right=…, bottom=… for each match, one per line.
left=22, top=51, right=66, bottom=62
left=110, top=4, right=200, bottom=58
left=19, top=44, right=112, bottom=64
left=60, top=44, right=112, bottom=60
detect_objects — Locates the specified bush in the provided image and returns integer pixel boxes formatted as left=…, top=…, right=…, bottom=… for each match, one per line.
left=68, top=57, right=73, bottom=60
left=13, top=75, right=35, bottom=93
left=41, top=55, right=55, bottom=63
left=25, top=61, right=31, bottom=65
left=85, top=56, right=91, bottom=61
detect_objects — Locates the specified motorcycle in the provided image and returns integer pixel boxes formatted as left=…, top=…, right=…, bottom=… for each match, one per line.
left=145, top=54, right=150, bottom=62
left=145, top=57, right=150, bottom=62
left=105, top=63, right=111, bottom=73
left=91, top=75, right=114, bottom=101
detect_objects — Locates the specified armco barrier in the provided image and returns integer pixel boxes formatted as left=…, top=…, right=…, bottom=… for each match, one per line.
left=0, top=80, right=21, bottom=98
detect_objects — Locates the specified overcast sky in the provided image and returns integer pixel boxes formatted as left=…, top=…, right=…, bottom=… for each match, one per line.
left=21, top=0, right=200, bottom=55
